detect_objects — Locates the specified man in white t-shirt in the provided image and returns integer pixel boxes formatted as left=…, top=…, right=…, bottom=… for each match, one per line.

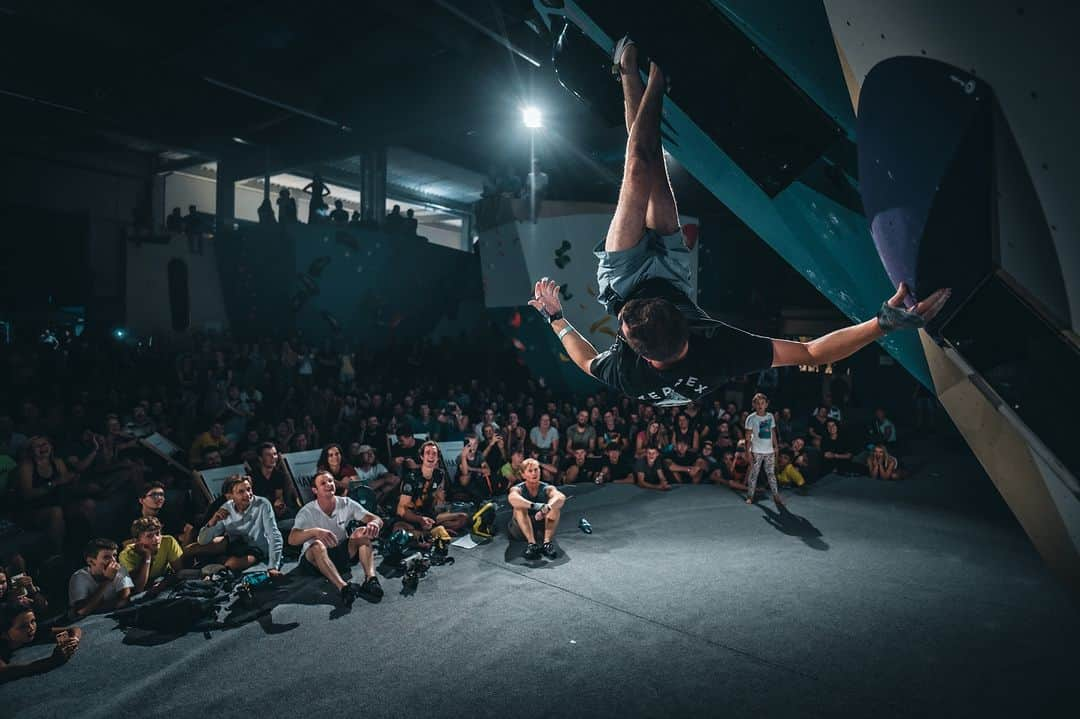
left=68, top=539, right=134, bottom=618
left=743, top=393, right=782, bottom=506
left=289, top=471, right=384, bottom=608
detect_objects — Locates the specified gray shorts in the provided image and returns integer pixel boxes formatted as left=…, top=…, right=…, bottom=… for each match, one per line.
left=594, top=228, right=692, bottom=316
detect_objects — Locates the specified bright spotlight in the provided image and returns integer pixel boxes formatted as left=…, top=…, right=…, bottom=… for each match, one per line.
left=112, top=328, right=127, bottom=340
left=522, top=106, right=542, bottom=129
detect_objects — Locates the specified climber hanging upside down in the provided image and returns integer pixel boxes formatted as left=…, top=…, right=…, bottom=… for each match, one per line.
left=527, top=36, right=950, bottom=406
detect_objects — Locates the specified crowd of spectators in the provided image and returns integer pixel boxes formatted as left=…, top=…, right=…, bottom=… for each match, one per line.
left=0, top=325, right=910, bottom=679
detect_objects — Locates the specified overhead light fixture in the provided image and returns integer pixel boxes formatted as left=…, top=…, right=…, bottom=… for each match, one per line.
left=522, top=106, right=542, bottom=129
left=232, top=136, right=252, bottom=145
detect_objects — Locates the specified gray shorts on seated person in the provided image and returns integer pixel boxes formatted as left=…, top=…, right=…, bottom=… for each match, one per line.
left=594, top=227, right=691, bottom=316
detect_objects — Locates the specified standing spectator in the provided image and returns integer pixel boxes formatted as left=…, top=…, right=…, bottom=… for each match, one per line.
left=183, top=205, right=203, bottom=254
left=384, top=205, right=404, bottom=233
left=277, top=188, right=298, bottom=224
left=404, top=209, right=419, bottom=236
left=744, top=393, right=782, bottom=506
left=165, top=207, right=183, bottom=232
left=329, top=200, right=349, bottom=225
left=303, top=174, right=331, bottom=224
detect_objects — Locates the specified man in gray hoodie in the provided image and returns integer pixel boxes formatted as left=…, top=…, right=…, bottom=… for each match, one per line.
left=197, top=475, right=283, bottom=575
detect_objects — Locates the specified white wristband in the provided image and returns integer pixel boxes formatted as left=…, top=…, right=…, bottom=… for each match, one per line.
left=557, top=324, right=575, bottom=341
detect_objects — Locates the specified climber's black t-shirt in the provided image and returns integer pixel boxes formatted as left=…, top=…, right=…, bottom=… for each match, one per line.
left=589, top=279, right=774, bottom=406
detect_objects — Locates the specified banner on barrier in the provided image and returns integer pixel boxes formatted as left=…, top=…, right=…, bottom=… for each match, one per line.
left=196, top=464, right=248, bottom=501
left=282, top=449, right=323, bottom=504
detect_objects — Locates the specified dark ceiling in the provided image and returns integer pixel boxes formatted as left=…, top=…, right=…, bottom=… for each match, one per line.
left=0, top=0, right=726, bottom=210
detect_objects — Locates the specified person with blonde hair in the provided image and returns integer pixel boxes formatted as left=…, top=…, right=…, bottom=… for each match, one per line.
left=507, top=458, right=566, bottom=560
left=744, top=393, right=782, bottom=506
left=867, top=444, right=902, bottom=481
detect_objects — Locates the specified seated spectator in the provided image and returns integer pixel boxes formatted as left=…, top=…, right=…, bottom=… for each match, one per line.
left=317, top=443, right=358, bottom=496
left=720, top=448, right=750, bottom=492
left=635, top=447, right=672, bottom=491
left=125, top=405, right=157, bottom=440
left=478, top=424, right=506, bottom=475
left=561, top=448, right=600, bottom=485
left=119, top=517, right=183, bottom=593
left=595, top=445, right=635, bottom=484
left=390, top=427, right=421, bottom=474
left=500, top=449, right=526, bottom=485
left=196, top=475, right=283, bottom=575
left=506, top=458, right=566, bottom=560
left=0, top=567, right=48, bottom=615
left=869, top=408, right=897, bottom=448
left=329, top=200, right=349, bottom=225
left=455, top=435, right=486, bottom=494
left=672, top=413, right=700, bottom=452
left=246, top=441, right=297, bottom=520
left=189, top=421, right=232, bottom=466
left=790, top=437, right=820, bottom=483
left=635, top=420, right=666, bottom=457
left=130, top=481, right=195, bottom=545
left=777, top=408, right=795, bottom=445
left=17, top=435, right=83, bottom=555
left=776, top=450, right=807, bottom=490
left=69, top=538, right=133, bottom=618
left=808, top=407, right=830, bottom=442
left=412, top=402, right=441, bottom=439
left=393, top=441, right=468, bottom=540
left=0, top=606, right=81, bottom=682
left=564, top=410, right=597, bottom=456
left=821, top=420, right=854, bottom=475
left=665, top=440, right=706, bottom=484
left=596, top=411, right=628, bottom=452
left=289, top=472, right=383, bottom=607
left=528, top=414, right=559, bottom=465
left=714, top=421, right=735, bottom=451
left=866, top=444, right=902, bottom=481
left=348, top=209, right=362, bottom=227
